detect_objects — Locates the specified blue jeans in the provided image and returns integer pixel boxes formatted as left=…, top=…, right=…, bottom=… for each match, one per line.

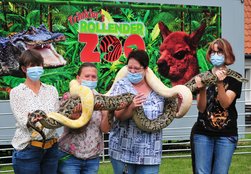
left=110, top=158, right=159, bottom=174
left=12, top=143, right=58, bottom=174
left=193, top=134, right=237, bottom=174
left=57, top=150, right=100, bottom=174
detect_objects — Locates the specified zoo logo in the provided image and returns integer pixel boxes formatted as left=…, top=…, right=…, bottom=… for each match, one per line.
left=78, top=20, right=146, bottom=62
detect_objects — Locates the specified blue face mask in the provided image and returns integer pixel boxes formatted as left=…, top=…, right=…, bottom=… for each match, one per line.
left=127, top=71, right=143, bottom=84
left=210, top=54, right=225, bottom=67
left=81, top=80, right=97, bottom=90
left=27, top=66, right=44, bottom=81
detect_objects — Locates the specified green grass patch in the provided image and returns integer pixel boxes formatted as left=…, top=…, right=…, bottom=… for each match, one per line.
left=1, top=153, right=251, bottom=174
left=98, top=153, right=251, bottom=174
left=1, top=137, right=251, bottom=174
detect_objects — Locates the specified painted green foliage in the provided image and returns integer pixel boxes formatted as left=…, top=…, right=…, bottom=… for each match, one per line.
left=0, top=1, right=219, bottom=99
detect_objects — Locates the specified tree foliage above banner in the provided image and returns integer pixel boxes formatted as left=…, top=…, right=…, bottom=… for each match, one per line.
left=0, top=0, right=220, bottom=99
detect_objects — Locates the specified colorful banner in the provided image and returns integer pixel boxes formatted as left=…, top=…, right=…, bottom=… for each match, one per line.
left=0, top=1, right=220, bottom=99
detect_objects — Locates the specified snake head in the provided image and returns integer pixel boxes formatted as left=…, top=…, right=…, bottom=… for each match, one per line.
left=28, top=110, right=47, bottom=123
left=27, top=110, right=47, bottom=141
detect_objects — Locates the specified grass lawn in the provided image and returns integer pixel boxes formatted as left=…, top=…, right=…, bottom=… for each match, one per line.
left=97, top=153, right=251, bottom=174
left=2, top=134, right=251, bottom=173
left=1, top=152, right=251, bottom=174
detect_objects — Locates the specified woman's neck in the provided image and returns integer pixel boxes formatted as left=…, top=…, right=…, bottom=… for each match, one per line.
left=133, top=79, right=151, bottom=95
left=133, top=79, right=145, bottom=87
left=24, top=79, right=41, bottom=94
left=212, top=65, right=227, bottom=75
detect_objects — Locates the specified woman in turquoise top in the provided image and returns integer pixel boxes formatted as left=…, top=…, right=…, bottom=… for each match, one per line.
left=109, top=49, right=164, bottom=174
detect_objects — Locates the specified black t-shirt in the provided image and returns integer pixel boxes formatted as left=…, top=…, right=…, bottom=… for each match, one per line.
left=193, top=72, right=242, bottom=137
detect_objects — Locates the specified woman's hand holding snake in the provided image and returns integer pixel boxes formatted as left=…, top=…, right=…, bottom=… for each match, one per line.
left=131, top=93, right=146, bottom=108
left=215, top=69, right=227, bottom=82
left=195, top=76, right=205, bottom=90
left=28, top=113, right=44, bottom=124
left=70, top=104, right=82, bottom=120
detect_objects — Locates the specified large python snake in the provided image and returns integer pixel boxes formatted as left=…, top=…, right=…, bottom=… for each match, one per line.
left=184, top=69, right=247, bottom=93
left=129, top=68, right=246, bottom=132
left=27, top=67, right=246, bottom=136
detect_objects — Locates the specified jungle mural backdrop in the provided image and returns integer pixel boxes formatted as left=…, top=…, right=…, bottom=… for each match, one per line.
left=0, top=0, right=220, bottom=100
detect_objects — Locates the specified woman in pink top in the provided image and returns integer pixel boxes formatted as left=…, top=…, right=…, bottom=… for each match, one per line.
left=58, top=63, right=110, bottom=174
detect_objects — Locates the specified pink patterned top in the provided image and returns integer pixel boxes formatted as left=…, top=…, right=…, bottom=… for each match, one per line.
left=58, top=92, right=103, bottom=159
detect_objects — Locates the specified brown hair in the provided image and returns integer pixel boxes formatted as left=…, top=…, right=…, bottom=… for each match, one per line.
left=126, top=49, right=149, bottom=69
left=206, top=38, right=235, bottom=65
left=19, top=49, right=44, bottom=68
left=77, top=62, right=97, bottom=76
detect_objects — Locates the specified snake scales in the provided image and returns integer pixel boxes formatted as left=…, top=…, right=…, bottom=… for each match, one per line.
left=27, top=68, right=246, bottom=137
left=133, top=69, right=247, bottom=132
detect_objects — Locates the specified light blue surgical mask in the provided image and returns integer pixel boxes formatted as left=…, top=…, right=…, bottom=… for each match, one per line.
left=81, top=80, right=97, bottom=90
left=127, top=71, right=143, bottom=84
left=210, top=54, right=225, bottom=67
left=27, top=66, right=44, bottom=81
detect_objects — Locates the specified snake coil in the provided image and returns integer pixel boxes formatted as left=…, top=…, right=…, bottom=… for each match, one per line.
left=28, top=67, right=245, bottom=135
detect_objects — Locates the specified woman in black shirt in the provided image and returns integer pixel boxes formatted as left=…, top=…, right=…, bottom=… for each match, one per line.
left=191, top=38, right=242, bottom=174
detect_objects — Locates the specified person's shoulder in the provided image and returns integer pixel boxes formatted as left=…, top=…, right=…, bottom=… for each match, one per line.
left=111, top=77, right=130, bottom=91
left=116, top=77, right=129, bottom=85
left=42, top=83, right=55, bottom=89
left=42, top=83, right=58, bottom=92
left=228, top=69, right=242, bottom=77
left=226, top=69, right=243, bottom=82
left=10, top=83, right=25, bottom=94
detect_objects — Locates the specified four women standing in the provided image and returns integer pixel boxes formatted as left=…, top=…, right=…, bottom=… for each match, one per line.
left=9, top=39, right=243, bottom=174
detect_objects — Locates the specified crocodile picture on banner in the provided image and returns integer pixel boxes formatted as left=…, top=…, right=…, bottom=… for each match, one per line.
left=0, top=24, right=67, bottom=77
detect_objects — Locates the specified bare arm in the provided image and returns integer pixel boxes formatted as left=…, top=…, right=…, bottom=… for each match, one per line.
left=114, top=104, right=134, bottom=121
left=215, top=69, right=236, bottom=109
left=195, top=76, right=207, bottom=113
left=100, top=110, right=111, bottom=133
left=197, top=88, right=207, bottom=113
left=217, top=82, right=236, bottom=109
